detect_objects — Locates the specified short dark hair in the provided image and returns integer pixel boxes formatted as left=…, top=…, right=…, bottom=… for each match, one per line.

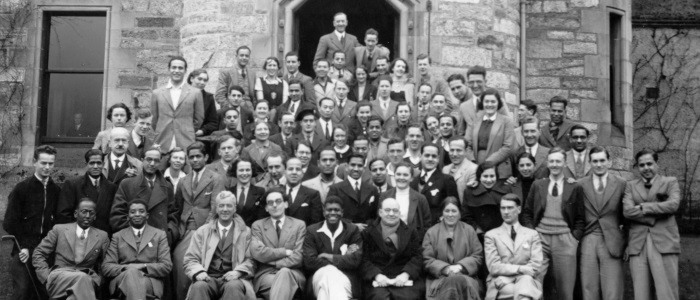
left=76, top=197, right=97, bottom=209
left=228, top=158, right=257, bottom=179
left=263, top=57, right=280, bottom=70
left=325, top=195, right=344, bottom=209
left=128, top=199, right=149, bottom=211
left=549, top=95, right=568, bottom=108
left=477, top=88, right=504, bottom=110
left=375, top=56, right=390, bottom=64
left=548, top=146, right=567, bottom=159
left=254, top=100, right=270, bottom=110
left=319, top=97, right=336, bottom=108
left=228, top=85, right=245, bottom=96
left=318, top=146, right=337, bottom=158
left=635, top=148, right=658, bottom=163
left=236, top=46, right=251, bottom=55
left=368, top=115, right=384, bottom=127
left=416, top=53, right=431, bottom=64
left=421, top=142, right=440, bottom=154
left=387, top=137, right=405, bottom=149
left=393, top=162, right=413, bottom=175
left=390, top=58, right=410, bottom=75
left=476, top=161, right=500, bottom=181
left=418, top=82, right=433, bottom=91
left=589, top=146, right=610, bottom=160
left=284, top=51, right=299, bottom=60
left=365, top=28, right=378, bottom=38
left=84, top=149, right=104, bottom=163
left=569, top=124, right=590, bottom=137
left=439, top=114, right=458, bottom=127
left=295, top=139, right=312, bottom=152
left=134, top=108, right=152, bottom=120
left=348, top=152, right=367, bottom=165
left=355, top=101, right=372, bottom=114
left=368, top=158, right=386, bottom=169
left=264, top=187, right=289, bottom=203
left=353, top=135, right=369, bottom=146
left=448, top=136, right=469, bottom=150
left=500, top=193, right=521, bottom=206
left=396, top=102, right=412, bottom=114
left=440, top=197, right=461, bottom=214
left=187, top=141, right=208, bottom=156
left=316, top=59, right=330, bottom=68
left=332, top=50, right=346, bottom=59
left=168, top=56, right=187, bottom=69
left=520, top=99, right=538, bottom=114
left=287, top=79, right=303, bottom=89
left=446, top=73, right=466, bottom=84
left=107, top=103, right=132, bottom=122
left=187, top=68, right=208, bottom=84
left=376, top=75, right=393, bottom=85
left=34, top=145, right=57, bottom=161
left=516, top=152, right=536, bottom=167
left=467, top=65, right=487, bottom=78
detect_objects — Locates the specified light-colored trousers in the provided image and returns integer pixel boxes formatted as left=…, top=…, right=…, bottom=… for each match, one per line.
left=312, top=265, right=352, bottom=300
left=629, top=234, right=679, bottom=300
left=256, top=267, right=305, bottom=300
left=580, top=233, right=623, bottom=300
left=46, top=268, right=96, bottom=300
left=538, top=232, right=578, bottom=300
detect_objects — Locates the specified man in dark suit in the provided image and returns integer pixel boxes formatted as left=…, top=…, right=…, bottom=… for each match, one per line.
left=283, top=51, right=316, bottom=104
left=332, top=80, right=356, bottom=127
left=292, top=107, right=329, bottom=155
left=623, top=149, right=681, bottom=300
left=110, top=147, right=180, bottom=245
left=410, top=143, right=459, bottom=225
left=33, top=198, right=110, bottom=300
left=215, top=46, right=256, bottom=105
left=564, top=124, right=592, bottom=179
left=126, top=108, right=154, bottom=160
left=217, top=86, right=255, bottom=131
left=65, top=112, right=91, bottom=137
left=317, top=97, right=339, bottom=144
left=3, top=145, right=60, bottom=300
left=511, top=116, right=550, bottom=179
left=371, top=76, right=399, bottom=122
left=207, top=132, right=242, bottom=180
left=283, top=157, right=323, bottom=225
left=521, top=147, right=584, bottom=300
left=303, top=196, right=363, bottom=299
left=354, top=28, right=391, bottom=81
left=313, top=12, right=360, bottom=72
left=369, top=158, right=393, bottom=194
left=539, top=96, right=576, bottom=151
left=272, top=80, right=306, bottom=126
left=328, top=153, right=381, bottom=230
left=102, top=199, right=173, bottom=300
left=295, top=141, right=321, bottom=180
left=270, top=112, right=296, bottom=158
left=56, top=149, right=118, bottom=235
left=102, top=127, right=142, bottom=186
left=229, top=159, right=266, bottom=226
left=579, top=146, right=626, bottom=300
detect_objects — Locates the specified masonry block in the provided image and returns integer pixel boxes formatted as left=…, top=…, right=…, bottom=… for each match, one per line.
left=547, top=31, right=574, bottom=40
left=527, top=40, right=562, bottom=58
left=527, top=76, right=561, bottom=88
left=118, top=74, right=153, bottom=89
left=563, top=41, right=597, bottom=54
left=136, top=17, right=175, bottom=28
left=442, top=46, right=493, bottom=68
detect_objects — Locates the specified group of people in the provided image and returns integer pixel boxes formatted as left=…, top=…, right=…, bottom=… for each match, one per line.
left=3, top=11, right=681, bottom=300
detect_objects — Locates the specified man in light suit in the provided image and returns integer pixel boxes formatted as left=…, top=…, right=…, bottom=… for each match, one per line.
left=366, top=116, right=389, bottom=164
left=215, top=46, right=256, bottom=106
left=539, top=96, right=576, bottom=151
left=303, top=147, right=343, bottom=203
left=328, top=51, right=354, bottom=82
left=332, top=80, right=356, bottom=127
left=511, top=116, right=549, bottom=179
left=623, top=149, right=680, bottom=300
left=313, top=12, right=360, bottom=72
left=206, top=132, right=242, bottom=181
left=183, top=191, right=258, bottom=300
left=251, top=187, right=307, bottom=300
left=484, top=193, right=542, bottom=300
left=355, top=28, right=391, bottom=81
left=283, top=51, right=316, bottom=104
left=579, top=146, right=626, bottom=300
left=443, top=137, right=478, bottom=203
left=103, top=127, right=142, bottom=186
left=33, top=198, right=110, bottom=300
left=565, top=124, right=592, bottom=179
left=450, top=73, right=511, bottom=137
left=151, top=56, right=205, bottom=151
left=372, top=76, right=399, bottom=122
left=283, top=158, right=323, bottom=225
left=102, top=199, right=173, bottom=300
left=312, top=60, right=336, bottom=101
left=172, top=142, right=227, bottom=300
left=410, top=143, right=459, bottom=225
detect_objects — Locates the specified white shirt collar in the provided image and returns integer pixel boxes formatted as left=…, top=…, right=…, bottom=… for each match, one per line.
left=505, top=221, right=521, bottom=233
left=334, top=30, right=345, bottom=40
left=347, top=177, right=361, bottom=189
left=88, top=176, right=99, bottom=186
left=132, top=226, right=144, bottom=237
left=526, top=143, right=539, bottom=155
left=483, top=113, right=497, bottom=122
left=110, top=152, right=125, bottom=162
left=76, top=225, right=90, bottom=238
left=594, top=173, right=608, bottom=188
left=217, top=221, right=233, bottom=235
left=166, top=79, right=185, bottom=89
left=131, top=129, right=143, bottom=145
left=272, top=216, right=286, bottom=228
left=422, top=168, right=437, bottom=180
left=164, top=168, right=186, bottom=181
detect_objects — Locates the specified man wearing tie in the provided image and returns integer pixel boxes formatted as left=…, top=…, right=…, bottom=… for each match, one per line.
left=282, top=158, right=323, bottom=225
left=292, top=107, right=329, bottom=153
left=102, top=199, right=173, bottom=300
left=273, top=81, right=306, bottom=126
left=317, top=98, right=337, bottom=145
left=565, top=124, right=592, bottom=179
left=127, top=109, right=154, bottom=160
left=313, top=12, right=360, bottom=72
left=216, top=46, right=256, bottom=105
left=33, top=198, right=110, bottom=300
left=328, top=153, right=381, bottom=231
left=229, top=159, right=266, bottom=226
left=283, top=51, right=316, bottom=104
left=511, top=116, right=549, bottom=179
left=270, top=112, right=297, bottom=158
left=623, top=149, right=680, bottom=300
left=521, top=147, right=584, bottom=300
left=332, top=80, right=357, bottom=127
left=539, top=96, right=576, bottom=150
left=103, top=127, right=142, bottom=186
left=251, top=188, right=307, bottom=300
left=369, top=159, right=393, bottom=194
left=372, top=76, right=399, bottom=123
left=206, top=133, right=243, bottom=180
left=354, top=28, right=391, bottom=81
left=255, top=154, right=288, bottom=190
left=410, top=143, right=459, bottom=225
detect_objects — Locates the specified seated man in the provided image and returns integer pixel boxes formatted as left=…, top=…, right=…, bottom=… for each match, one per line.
left=251, top=187, right=307, bottom=300
left=484, top=193, right=542, bottom=300
left=303, top=196, right=363, bottom=300
left=33, top=198, right=110, bottom=300
left=102, top=199, right=173, bottom=300
left=183, top=191, right=257, bottom=300
left=361, top=198, right=425, bottom=300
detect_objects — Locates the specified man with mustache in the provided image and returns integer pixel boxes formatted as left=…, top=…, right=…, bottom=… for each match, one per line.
left=510, top=116, right=549, bottom=179
left=283, top=158, right=323, bottom=225
left=104, top=127, right=142, bottom=186
left=328, top=153, right=381, bottom=230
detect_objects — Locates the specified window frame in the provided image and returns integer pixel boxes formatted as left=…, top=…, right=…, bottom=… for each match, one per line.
left=608, top=7, right=626, bottom=138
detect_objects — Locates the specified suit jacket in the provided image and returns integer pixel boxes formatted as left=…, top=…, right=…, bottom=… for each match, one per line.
left=371, top=99, right=399, bottom=122
left=349, top=83, right=377, bottom=102
left=183, top=216, right=257, bottom=299
left=423, top=221, right=483, bottom=300
left=443, top=160, right=478, bottom=203
left=303, top=220, right=363, bottom=297
left=301, top=164, right=321, bottom=182
left=313, top=77, right=336, bottom=101
left=410, top=170, right=459, bottom=225
left=328, top=179, right=380, bottom=224
left=380, top=188, right=432, bottom=237
left=539, top=119, right=576, bottom=151
left=250, top=216, right=306, bottom=290
left=579, top=174, right=627, bottom=258
left=283, top=72, right=316, bottom=104
left=565, top=148, right=592, bottom=179
left=151, top=83, right=205, bottom=149
left=484, top=223, right=543, bottom=300
left=126, top=132, right=155, bottom=160
left=314, top=32, right=360, bottom=72
left=175, top=167, right=226, bottom=232
left=93, top=129, right=112, bottom=153
left=217, top=106, right=254, bottom=130
left=285, top=185, right=323, bottom=225
left=511, top=144, right=550, bottom=179
left=302, top=174, right=342, bottom=203
left=469, top=111, right=515, bottom=178
left=200, top=90, right=220, bottom=135
left=361, top=219, right=423, bottom=281
left=102, top=225, right=172, bottom=297
left=354, top=45, right=391, bottom=75
left=272, top=100, right=308, bottom=126
left=622, top=175, right=681, bottom=255
left=215, top=65, right=257, bottom=104
left=229, top=184, right=265, bottom=226
left=459, top=95, right=512, bottom=138
left=332, top=98, right=357, bottom=126
left=33, top=223, right=110, bottom=286
left=255, top=173, right=286, bottom=190
left=101, top=154, right=143, bottom=186
left=521, top=178, right=586, bottom=240
left=110, top=172, right=180, bottom=244
left=56, top=173, right=118, bottom=234
left=268, top=133, right=295, bottom=158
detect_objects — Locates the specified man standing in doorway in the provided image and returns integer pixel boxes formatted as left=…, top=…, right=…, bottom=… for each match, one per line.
left=354, top=28, right=391, bottom=81
left=314, top=12, right=360, bottom=72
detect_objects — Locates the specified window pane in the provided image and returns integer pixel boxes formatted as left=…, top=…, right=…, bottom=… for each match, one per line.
left=48, top=15, right=106, bottom=70
left=45, top=73, right=103, bottom=138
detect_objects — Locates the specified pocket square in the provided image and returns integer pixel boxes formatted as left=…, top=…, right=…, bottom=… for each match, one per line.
left=205, top=192, right=212, bottom=195
left=430, top=189, right=439, bottom=196
left=301, top=203, right=309, bottom=207
left=148, top=242, right=153, bottom=248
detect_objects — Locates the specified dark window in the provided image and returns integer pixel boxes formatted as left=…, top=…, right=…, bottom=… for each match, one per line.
left=40, top=12, right=106, bottom=143
left=609, top=12, right=624, bottom=134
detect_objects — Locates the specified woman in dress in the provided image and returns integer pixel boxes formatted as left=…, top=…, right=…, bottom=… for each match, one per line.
left=254, top=56, right=288, bottom=111
left=468, top=88, right=515, bottom=179
left=350, top=66, right=377, bottom=101
left=332, top=125, right=352, bottom=164
left=93, top=103, right=132, bottom=152
left=163, top=147, right=187, bottom=192
left=423, top=197, right=484, bottom=300
left=389, top=58, right=415, bottom=105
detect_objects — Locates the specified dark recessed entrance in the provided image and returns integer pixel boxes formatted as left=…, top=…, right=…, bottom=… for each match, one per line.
left=294, top=0, right=399, bottom=75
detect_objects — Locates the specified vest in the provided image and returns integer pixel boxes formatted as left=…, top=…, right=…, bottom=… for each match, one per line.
left=207, top=229, right=234, bottom=277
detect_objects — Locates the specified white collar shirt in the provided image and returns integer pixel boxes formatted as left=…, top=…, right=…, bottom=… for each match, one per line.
left=76, top=226, right=90, bottom=239
left=348, top=177, right=361, bottom=191
left=110, top=152, right=125, bottom=169
left=548, top=176, right=565, bottom=196
left=594, top=173, right=608, bottom=191
left=166, top=79, right=185, bottom=109
left=217, top=221, right=233, bottom=239
left=317, top=221, right=344, bottom=249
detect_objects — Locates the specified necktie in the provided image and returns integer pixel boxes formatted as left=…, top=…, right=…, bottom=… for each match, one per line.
left=287, top=186, right=294, bottom=203
left=305, top=135, right=312, bottom=145
left=192, top=172, right=199, bottom=190
left=137, top=136, right=144, bottom=149
left=80, top=230, right=86, bottom=240
left=526, top=147, right=531, bottom=155
left=290, top=102, right=296, bottom=113
left=597, top=179, right=604, bottom=192
left=325, top=122, right=331, bottom=140
left=136, top=230, right=141, bottom=238
left=551, top=126, right=559, bottom=139
left=238, top=187, right=246, bottom=210
left=552, top=183, right=559, bottom=197
left=147, top=179, right=154, bottom=188
left=241, top=68, right=247, bottom=79
left=354, top=181, right=360, bottom=192
left=511, top=226, right=517, bottom=241
left=340, top=35, right=345, bottom=47
left=644, top=180, right=652, bottom=189
left=94, top=179, right=99, bottom=189
left=114, top=159, right=120, bottom=169
left=276, top=220, right=282, bottom=238
left=221, top=229, right=228, bottom=240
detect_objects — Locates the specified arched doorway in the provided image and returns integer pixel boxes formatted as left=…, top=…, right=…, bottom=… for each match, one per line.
left=293, top=0, right=400, bottom=75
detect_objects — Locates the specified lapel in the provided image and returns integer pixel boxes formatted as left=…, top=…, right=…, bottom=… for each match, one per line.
left=174, top=84, right=190, bottom=111
left=535, top=145, right=549, bottom=169
left=558, top=120, right=573, bottom=140
left=329, top=33, right=343, bottom=51
left=542, top=125, right=557, bottom=146
left=220, top=226, right=234, bottom=251
left=206, top=226, right=220, bottom=263
left=148, top=176, right=167, bottom=210
left=82, top=228, right=100, bottom=263
left=123, top=227, right=138, bottom=251
left=600, top=175, right=618, bottom=212
left=138, top=225, right=156, bottom=253
left=580, top=176, right=601, bottom=214
left=64, top=226, right=77, bottom=256
left=499, top=224, right=516, bottom=254
left=245, top=186, right=261, bottom=209
left=264, top=218, right=280, bottom=245
left=487, top=115, right=503, bottom=152
left=645, top=176, right=662, bottom=203
left=183, top=172, right=195, bottom=203
left=193, top=169, right=214, bottom=199
left=341, top=181, right=360, bottom=202
left=407, top=190, right=418, bottom=225
left=562, top=179, right=574, bottom=203
left=279, top=218, right=294, bottom=246
left=161, top=88, right=175, bottom=111
left=368, top=222, right=390, bottom=254
left=287, top=186, right=303, bottom=215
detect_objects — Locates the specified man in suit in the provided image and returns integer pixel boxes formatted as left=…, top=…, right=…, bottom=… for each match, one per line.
left=126, top=108, right=154, bottom=160
left=282, top=157, right=323, bottom=225
left=283, top=51, right=316, bottom=104
left=335, top=136, right=372, bottom=181
left=369, top=159, right=393, bottom=194
left=272, top=80, right=306, bottom=127
left=451, top=72, right=511, bottom=137
left=103, top=127, right=142, bottom=186
left=256, top=154, right=287, bottom=190
left=110, top=147, right=180, bottom=245
left=102, top=199, right=173, bottom=300
left=484, top=193, right=542, bottom=300
left=303, top=196, right=363, bottom=300
left=443, top=137, right=478, bottom=203
left=217, top=85, right=255, bottom=131
left=230, top=159, right=266, bottom=226
left=66, top=112, right=90, bottom=137
left=539, top=96, right=576, bottom=150
left=332, top=80, right=356, bottom=127
left=623, top=149, right=680, bottom=300
left=328, top=51, right=354, bottom=82
left=512, top=116, right=550, bottom=179
left=270, top=112, right=296, bottom=158
left=366, top=115, right=389, bottom=163
left=292, top=107, right=329, bottom=155
left=578, top=146, right=626, bottom=300
left=33, top=198, right=110, bottom=300
left=416, top=54, right=456, bottom=111
left=295, top=141, right=321, bottom=181
left=172, top=142, right=227, bottom=300
left=370, top=56, right=391, bottom=87
left=514, top=99, right=537, bottom=148
left=151, top=56, right=205, bottom=150
left=316, top=97, right=338, bottom=146
left=56, top=149, right=118, bottom=235
left=372, top=76, right=399, bottom=122
left=410, top=143, right=459, bottom=225
left=303, top=147, right=343, bottom=203
left=312, top=60, right=336, bottom=101
left=3, top=145, right=61, bottom=300
left=354, top=28, right=391, bottom=81
left=565, top=124, right=592, bottom=179
left=216, top=46, right=256, bottom=106
left=328, top=153, right=381, bottom=230
left=251, top=187, right=307, bottom=300
left=206, top=133, right=242, bottom=181
left=385, top=138, right=406, bottom=186
left=183, top=191, right=258, bottom=300
left=521, top=147, right=584, bottom=300
left=379, top=162, right=432, bottom=237
left=314, top=12, right=360, bottom=72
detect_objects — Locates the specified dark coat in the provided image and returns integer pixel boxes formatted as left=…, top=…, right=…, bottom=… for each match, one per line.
left=328, top=180, right=380, bottom=224
left=410, top=170, right=459, bottom=225
left=538, top=119, right=576, bottom=151
left=217, top=106, right=254, bottom=130
left=361, top=219, right=423, bottom=281
left=379, top=188, right=432, bottom=237
left=521, top=178, right=586, bottom=240
left=285, top=185, right=323, bottom=225
left=229, top=184, right=266, bottom=227
left=56, top=173, right=118, bottom=234
left=269, top=133, right=296, bottom=158
left=3, top=175, right=60, bottom=251
left=349, top=83, right=377, bottom=102
left=462, top=180, right=514, bottom=234
left=301, top=164, right=321, bottom=182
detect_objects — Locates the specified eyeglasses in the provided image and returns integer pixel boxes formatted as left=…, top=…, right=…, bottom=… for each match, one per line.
left=78, top=209, right=96, bottom=216
left=267, top=199, right=284, bottom=206
left=144, top=158, right=161, bottom=163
